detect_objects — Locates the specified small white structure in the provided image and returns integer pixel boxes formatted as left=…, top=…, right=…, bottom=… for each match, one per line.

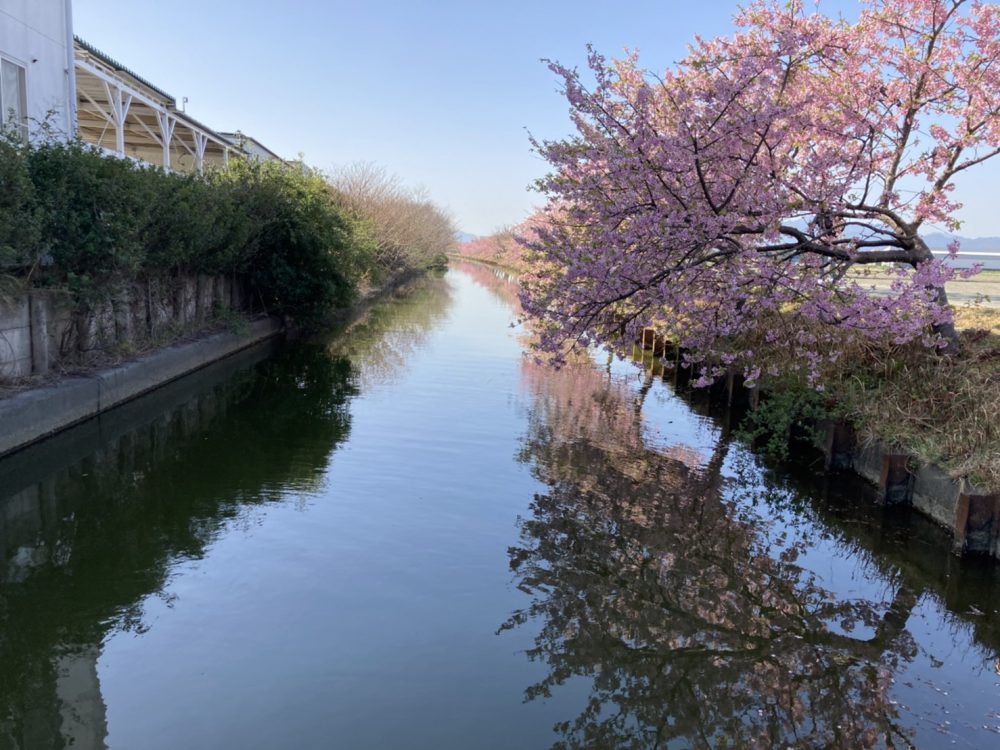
left=219, top=131, right=284, bottom=164
left=0, top=0, right=76, bottom=140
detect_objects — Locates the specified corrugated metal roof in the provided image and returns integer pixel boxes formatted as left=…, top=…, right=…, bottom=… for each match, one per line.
left=218, top=132, right=285, bottom=162
left=74, top=36, right=176, bottom=105
left=171, top=110, right=229, bottom=145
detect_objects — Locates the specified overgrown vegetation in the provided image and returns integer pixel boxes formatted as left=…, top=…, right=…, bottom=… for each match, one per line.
left=736, top=383, right=837, bottom=462
left=730, top=307, right=1000, bottom=488
left=0, top=138, right=454, bottom=327
left=836, top=309, right=1000, bottom=488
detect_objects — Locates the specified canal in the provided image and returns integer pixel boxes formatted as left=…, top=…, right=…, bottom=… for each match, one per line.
left=1, top=264, right=999, bottom=749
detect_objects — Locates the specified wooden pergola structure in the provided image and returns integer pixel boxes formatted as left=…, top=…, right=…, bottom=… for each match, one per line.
left=73, top=37, right=233, bottom=174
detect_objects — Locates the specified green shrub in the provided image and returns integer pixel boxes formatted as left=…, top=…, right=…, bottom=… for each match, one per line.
left=2, top=139, right=377, bottom=327
left=231, top=160, right=360, bottom=322
left=143, top=170, right=218, bottom=272
left=0, top=134, right=39, bottom=273
left=27, top=141, right=155, bottom=304
left=736, top=380, right=836, bottom=461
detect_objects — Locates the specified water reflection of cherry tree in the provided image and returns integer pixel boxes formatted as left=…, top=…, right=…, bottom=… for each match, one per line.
left=507, top=357, right=920, bottom=749
left=451, top=260, right=521, bottom=314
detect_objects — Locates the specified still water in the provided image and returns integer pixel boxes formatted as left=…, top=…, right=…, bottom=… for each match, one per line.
left=1, top=264, right=999, bottom=749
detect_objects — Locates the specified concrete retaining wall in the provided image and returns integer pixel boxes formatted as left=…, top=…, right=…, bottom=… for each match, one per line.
left=0, top=275, right=249, bottom=379
left=636, top=330, right=1000, bottom=560
left=812, top=420, right=999, bottom=558
left=0, top=296, right=33, bottom=377
left=0, top=317, right=282, bottom=458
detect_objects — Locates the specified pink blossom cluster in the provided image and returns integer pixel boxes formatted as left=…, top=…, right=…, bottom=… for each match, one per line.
left=518, top=0, right=998, bottom=384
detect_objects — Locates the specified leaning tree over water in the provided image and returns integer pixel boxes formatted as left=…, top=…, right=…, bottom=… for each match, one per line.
left=521, top=0, right=999, bottom=383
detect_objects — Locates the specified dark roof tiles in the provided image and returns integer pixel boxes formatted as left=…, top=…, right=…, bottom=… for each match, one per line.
left=74, top=36, right=176, bottom=105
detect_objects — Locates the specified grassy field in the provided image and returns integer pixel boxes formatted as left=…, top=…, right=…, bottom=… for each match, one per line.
left=848, top=268, right=1000, bottom=307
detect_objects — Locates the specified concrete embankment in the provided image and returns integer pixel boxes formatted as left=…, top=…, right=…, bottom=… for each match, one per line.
left=0, top=271, right=432, bottom=459
left=0, top=317, right=282, bottom=458
left=635, top=329, right=1000, bottom=560
left=845, top=438, right=999, bottom=558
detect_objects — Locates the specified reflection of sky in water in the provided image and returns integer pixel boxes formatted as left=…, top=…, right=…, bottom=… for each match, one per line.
left=2, top=266, right=999, bottom=749
left=630, top=367, right=721, bottom=465
left=92, top=269, right=577, bottom=749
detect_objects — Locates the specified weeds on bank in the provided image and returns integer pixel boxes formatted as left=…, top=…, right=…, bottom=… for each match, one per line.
left=835, top=313, right=1000, bottom=488
left=736, top=384, right=843, bottom=461
left=736, top=307, right=1000, bottom=488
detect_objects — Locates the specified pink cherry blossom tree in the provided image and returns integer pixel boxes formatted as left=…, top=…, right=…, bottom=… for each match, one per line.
left=520, top=0, right=999, bottom=383
left=458, top=213, right=551, bottom=271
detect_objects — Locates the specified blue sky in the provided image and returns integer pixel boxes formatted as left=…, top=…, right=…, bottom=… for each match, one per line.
left=73, top=0, right=998, bottom=237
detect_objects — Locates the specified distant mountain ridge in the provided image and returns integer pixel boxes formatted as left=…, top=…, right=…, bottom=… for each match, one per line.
left=922, top=233, right=1000, bottom=252
left=456, top=229, right=997, bottom=250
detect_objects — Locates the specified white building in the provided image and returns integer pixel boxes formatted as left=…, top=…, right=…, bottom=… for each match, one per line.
left=0, top=1, right=285, bottom=174
left=0, top=0, right=76, bottom=140
left=219, top=131, right=285, bottom=164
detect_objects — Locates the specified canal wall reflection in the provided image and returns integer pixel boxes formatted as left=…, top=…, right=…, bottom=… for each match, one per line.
left=0, top=342, right=357, bottom=750
left=0, top=273, right=455, bottom=750
left=326, top=270, right=454, bottom=390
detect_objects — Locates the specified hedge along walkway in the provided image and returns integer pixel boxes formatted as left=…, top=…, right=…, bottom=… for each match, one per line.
left=2, top=139, right=372, bottom=336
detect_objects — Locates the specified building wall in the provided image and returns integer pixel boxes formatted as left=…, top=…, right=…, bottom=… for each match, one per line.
left=243, top=139, right=280, bottom=163
left=221, top=134, right=282, bottom=164
left=0, top=0, right=74, bottom=138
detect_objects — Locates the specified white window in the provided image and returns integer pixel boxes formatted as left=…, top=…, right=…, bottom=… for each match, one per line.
left=0, top=57, right=27, bottom=141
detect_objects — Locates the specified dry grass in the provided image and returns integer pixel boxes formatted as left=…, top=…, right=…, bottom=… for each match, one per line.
left=834, top=329, right=1000, bottom=488
left=954, top=305, right=1000, bottom=333
left=721, top=305, right=1000, bottom=489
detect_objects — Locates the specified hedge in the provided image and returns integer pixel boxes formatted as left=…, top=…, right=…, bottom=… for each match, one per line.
left=0, top=137, right=375, bottom=327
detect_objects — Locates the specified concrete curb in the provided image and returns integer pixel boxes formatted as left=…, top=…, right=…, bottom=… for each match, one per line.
left=0, top=317, right=283, bottom=458
left=841, top=434, right=998, bottom=557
